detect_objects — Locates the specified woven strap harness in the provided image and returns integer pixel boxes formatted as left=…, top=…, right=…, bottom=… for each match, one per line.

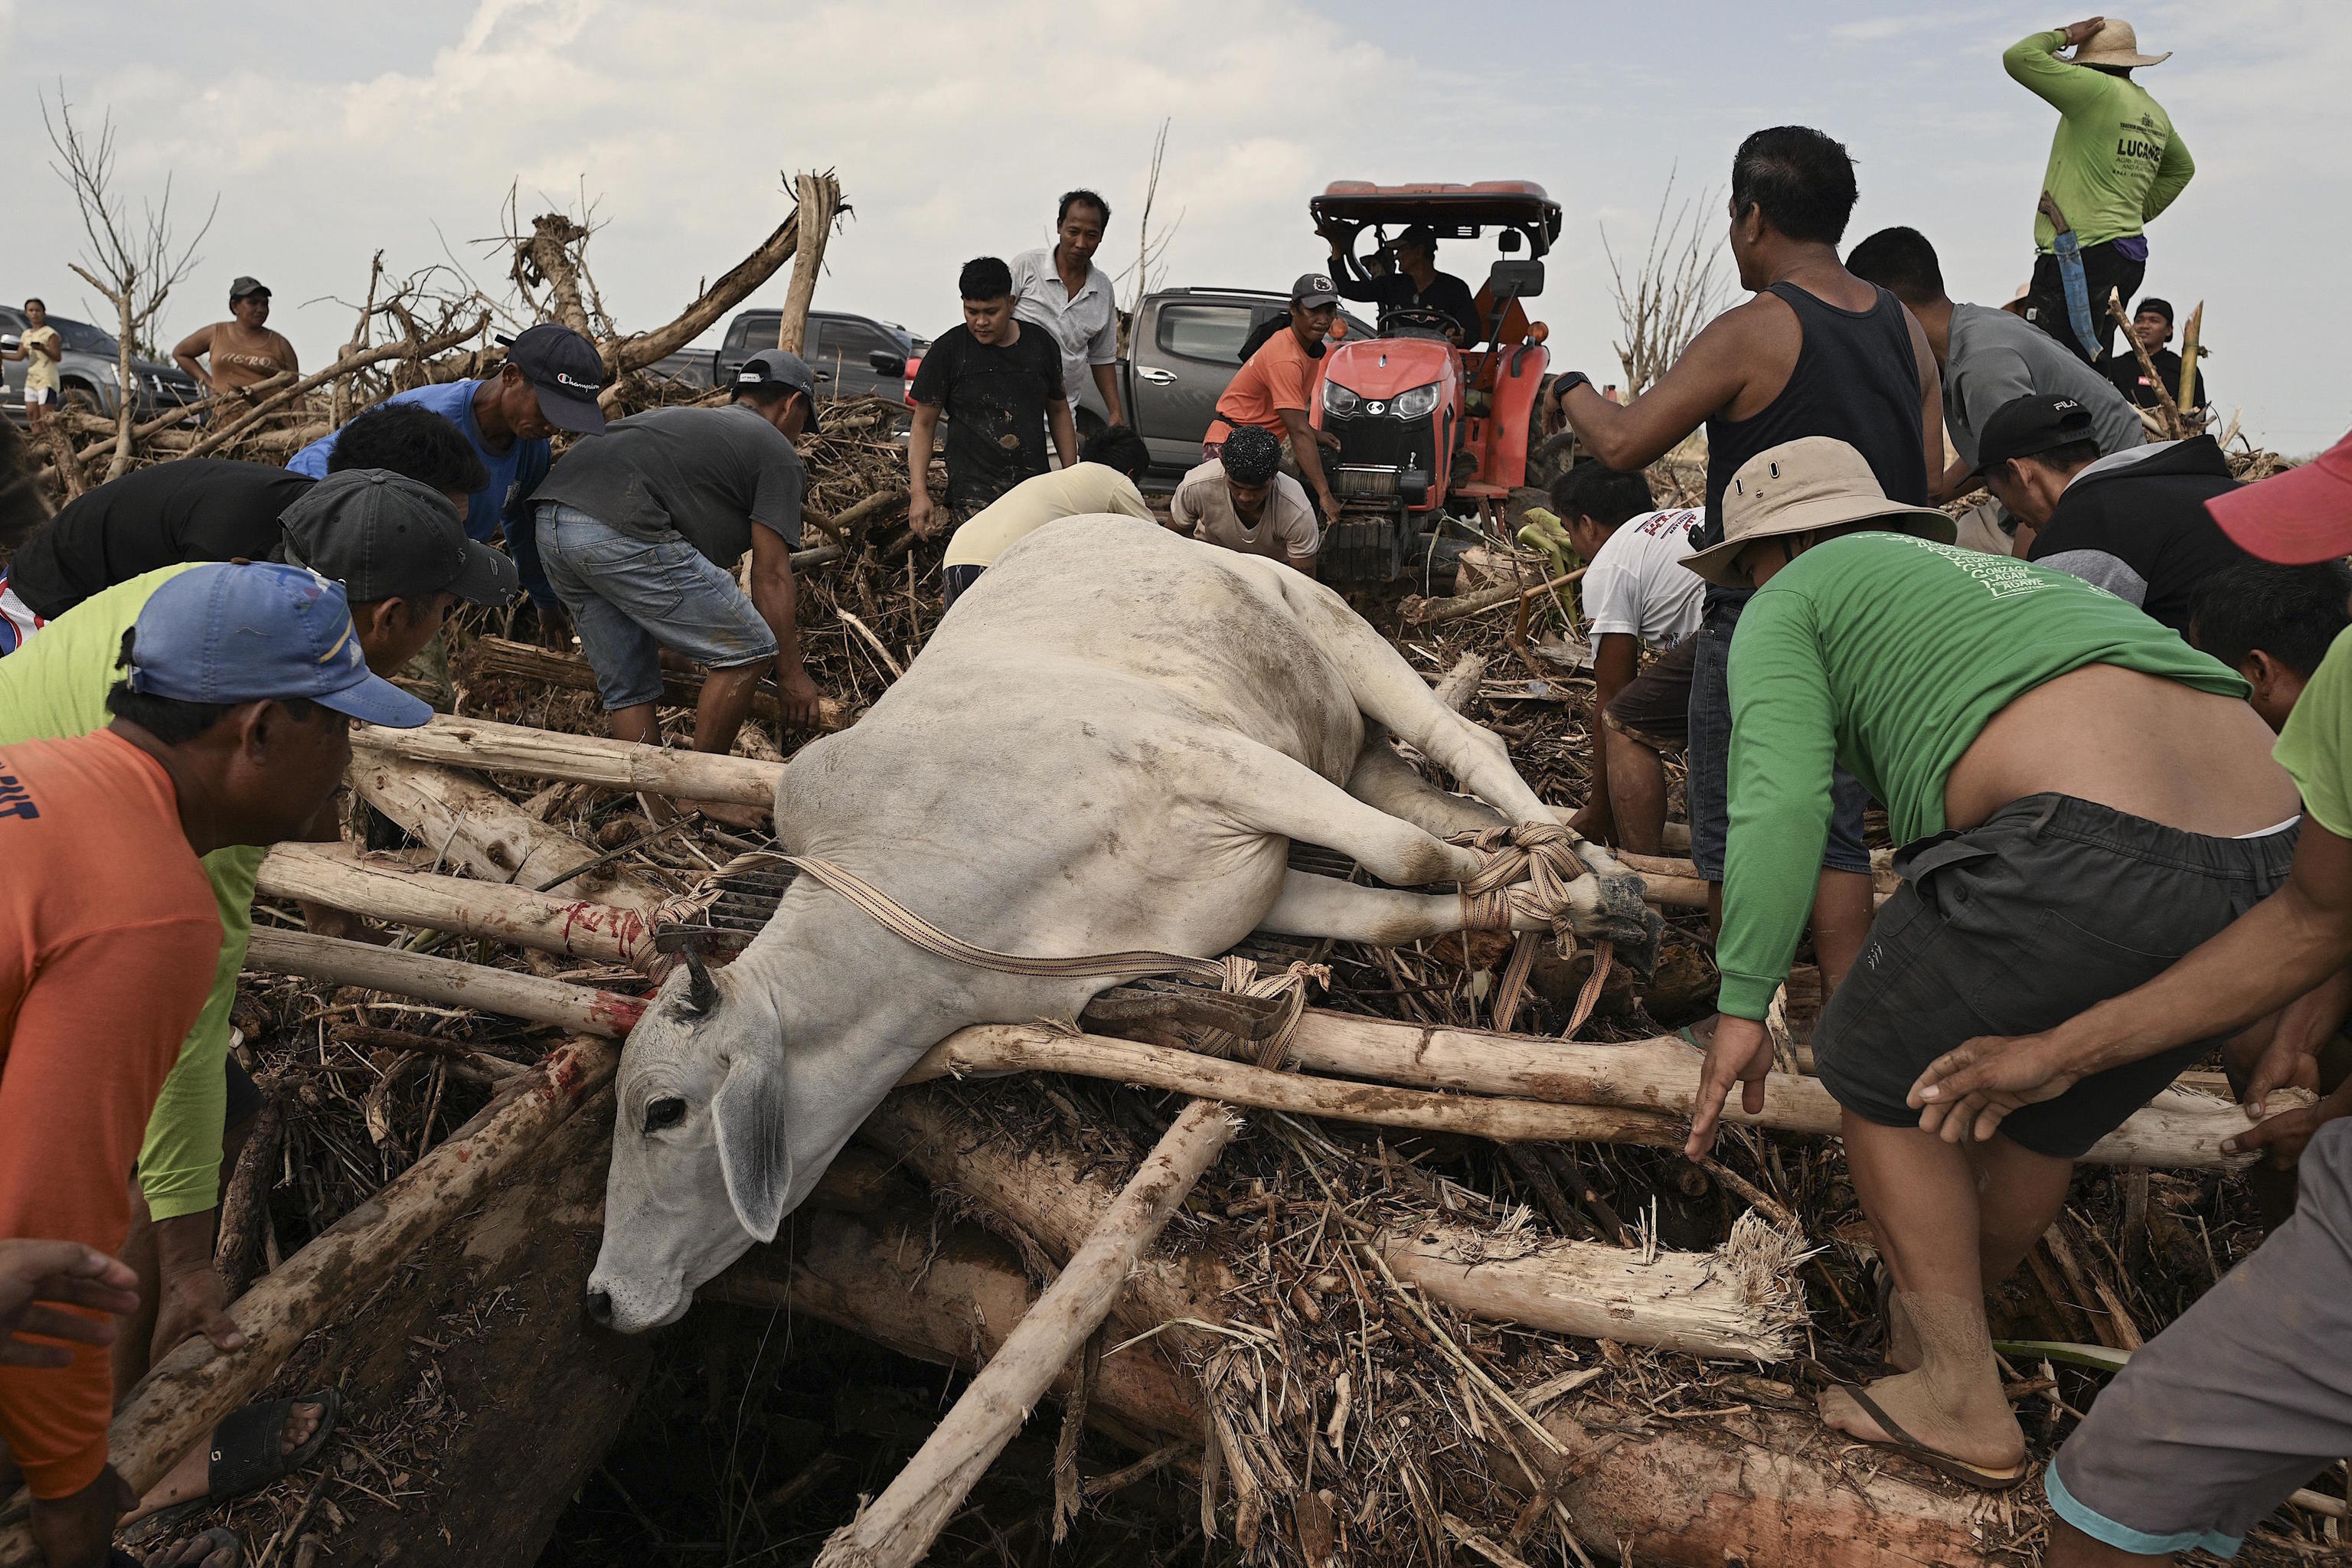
left=1447, top=823, right=1614, bottom=1038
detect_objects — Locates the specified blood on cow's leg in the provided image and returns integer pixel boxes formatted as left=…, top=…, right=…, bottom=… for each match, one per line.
left=1212, top=736, right=1485, bottom=888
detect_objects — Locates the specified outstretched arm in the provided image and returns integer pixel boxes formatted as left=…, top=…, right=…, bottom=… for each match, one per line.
left=1909, top=821, right=2352, bottom=1143
left=1555, top=305, right=1753, bottom=472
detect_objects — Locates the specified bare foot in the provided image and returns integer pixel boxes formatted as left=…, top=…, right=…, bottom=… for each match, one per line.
left=695, top=798, right=771, bottom=832
left=1819, top=1370, right=2024, bottom=1472
left=124, top=1402, right=324, bottom=1524
left=1883, top=1290, right=1922, bottom=1372
left=145, top=1526, right=240, bottom=1567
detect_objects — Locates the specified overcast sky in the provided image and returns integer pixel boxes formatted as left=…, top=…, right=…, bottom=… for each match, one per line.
left=5, top=0, right=2343, bottom=452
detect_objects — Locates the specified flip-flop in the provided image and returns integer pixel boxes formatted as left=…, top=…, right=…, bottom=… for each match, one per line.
left=1673, top=1024, right=1705, bottom=1048
left=1828, top=1381, right=2031, bottom=1491
left=119, top=1391, right=341, bottom=1546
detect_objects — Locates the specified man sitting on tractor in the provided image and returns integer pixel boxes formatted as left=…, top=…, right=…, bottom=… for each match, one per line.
left=1325, top=222, right=1483, bottom=348
left=1204, top=274, right=1346, bottom=525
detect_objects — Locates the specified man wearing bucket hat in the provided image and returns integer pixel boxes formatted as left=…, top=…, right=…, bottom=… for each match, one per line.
left=531, top=347, right=824, bottom=822
left=1902, top=431, right=2352, bottom=1561
left=2006, top=17, right=2194, bottom=363
left=0, top=562, right=428, bottom=1568
left=1682, top=436, right=2298, bottom=1491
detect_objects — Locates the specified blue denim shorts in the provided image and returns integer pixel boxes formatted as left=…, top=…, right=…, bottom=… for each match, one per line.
left=535, top=503, right=777, bottom=711
left=1685, top=612, right=1872, bottom=880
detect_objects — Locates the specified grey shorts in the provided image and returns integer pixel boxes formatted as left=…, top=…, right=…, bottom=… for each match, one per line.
left=1815, top=794, right=2298, bottom=1159
left=2049, top=1116, right=2352, bottom=1559
left=1687, top=612, right=1871, bottom=879
left=536, top=503, right=777, bottom=711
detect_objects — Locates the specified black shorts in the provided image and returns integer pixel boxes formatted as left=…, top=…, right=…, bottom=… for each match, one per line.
left=1814, top=794, right=2298, bottom=1159
left=1602, top=635, right=1696, bottom=753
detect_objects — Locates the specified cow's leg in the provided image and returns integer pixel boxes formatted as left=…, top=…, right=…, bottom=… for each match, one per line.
left=1344, top=727, right=1507, bottom=839
left=1214, top=738, right=1487, bottom=887
left=1257, top=870, right=1544, bottom=943
left=1296, top=595, right=1552, bottom=822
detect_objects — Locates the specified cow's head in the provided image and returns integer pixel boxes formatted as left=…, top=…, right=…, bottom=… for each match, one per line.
left=587, top=942, right=792, bottom=1332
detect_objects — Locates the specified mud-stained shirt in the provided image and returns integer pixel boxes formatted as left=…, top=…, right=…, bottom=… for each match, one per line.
left=909, top=323, right=1065, bottom=511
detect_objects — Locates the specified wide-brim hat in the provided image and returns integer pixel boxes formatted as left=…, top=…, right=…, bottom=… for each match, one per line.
left=1683, top=436, right=1956, bottom=587
left=2207, top=430, right=2352, bottom=565
left=2072, top=19, right=2169, bottom=68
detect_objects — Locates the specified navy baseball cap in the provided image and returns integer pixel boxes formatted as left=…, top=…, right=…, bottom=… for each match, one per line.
left=1972, top=392, right=2096, bottom=474
left=281, top=469, right=520, bottom=606
left=734, top=348, right=824, bottom=433
left=125, top=562, right=433, bottom=727
left=498, top=324, right=608, bottom=435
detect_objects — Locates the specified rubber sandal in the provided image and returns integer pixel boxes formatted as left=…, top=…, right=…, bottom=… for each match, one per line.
left=1673, top=1024, right=1704, bottom=1049
left=122, top=1390, right=341, bottom=1547
left=1828, top=1381, right=2031, bottom=1491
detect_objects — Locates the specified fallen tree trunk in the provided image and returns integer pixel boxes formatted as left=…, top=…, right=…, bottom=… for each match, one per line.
left=861, top=1088, right=1804, bottom=1361
left=0, top=1037, right=619, bottom=1564
left=256, top=841, right=662, bottom=967
left=351, top=714, right=781, bottom=807
left=469, top=635, right=848, bottom=732
left=813, top=1100, right=1237, bottom=1568
left=243, top=928, right=648, bottom=1037
left=347, top=747, right=670, bottom=906
left=854, top=1090, right=2010, bottom=1566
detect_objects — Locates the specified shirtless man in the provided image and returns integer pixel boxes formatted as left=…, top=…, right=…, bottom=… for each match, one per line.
left=172, top=277, right=298, bottom=397
left=1683, top=437, right=2298, bottom=1489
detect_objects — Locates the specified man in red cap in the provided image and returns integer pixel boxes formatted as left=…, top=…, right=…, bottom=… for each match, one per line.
left=1904, top=432, right=2352, bottom=1563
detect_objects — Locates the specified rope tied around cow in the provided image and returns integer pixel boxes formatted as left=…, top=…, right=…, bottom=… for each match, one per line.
left=1449, top=822, right=1664, bottom=1039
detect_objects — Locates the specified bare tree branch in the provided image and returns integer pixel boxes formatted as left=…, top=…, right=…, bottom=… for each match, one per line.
left=1601, top=167, right=1725, bottom=400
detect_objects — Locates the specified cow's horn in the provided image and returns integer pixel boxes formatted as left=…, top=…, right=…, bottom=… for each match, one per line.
left=681, top=943, right=721, bottom=1014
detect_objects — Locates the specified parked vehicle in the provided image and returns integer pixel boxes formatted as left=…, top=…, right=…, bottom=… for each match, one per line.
left=0, top=305, right=204, bottom=423
left=1305, top=181, right=1563, bottom=581
left=712, top=309, right=924, bottom=410
left=1113, top=287, right=1374, bottom=472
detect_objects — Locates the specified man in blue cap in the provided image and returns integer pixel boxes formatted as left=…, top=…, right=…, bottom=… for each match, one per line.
left=288, top=322, right=608, bottom=644
left=0, top=562, right=427, bottom=1568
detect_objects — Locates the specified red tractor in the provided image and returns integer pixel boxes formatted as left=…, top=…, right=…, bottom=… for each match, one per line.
left=1307, top=181, right=1563, bottom=582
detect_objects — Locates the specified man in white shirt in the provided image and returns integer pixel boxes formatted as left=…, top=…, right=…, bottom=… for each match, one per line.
left=1553, top=461, right=1703, bottom=854
left=1168, top=426, right=1319, bottom=575
left=1011, top=190, right=1125, bottom=428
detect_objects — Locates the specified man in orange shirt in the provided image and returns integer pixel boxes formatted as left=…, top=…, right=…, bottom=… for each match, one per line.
left=1205, top=273, right=1346, bottom=524
left=0, top=562, right=429, bottom=1568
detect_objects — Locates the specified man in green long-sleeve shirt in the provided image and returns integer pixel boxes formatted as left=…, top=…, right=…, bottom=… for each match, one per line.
left=1683, top=436, right=2296, bottom=1488
left=2007, top=16, right=2193, bottom=362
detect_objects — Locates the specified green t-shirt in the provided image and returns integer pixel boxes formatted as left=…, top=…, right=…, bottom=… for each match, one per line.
left=2274, top=627, right=2352, bottom=840
left=1718, top=532, right=2246, bottom=1021
left=0, top=563, right=264, bottom=1221
left=2004, top=29, right=2195, bottom=251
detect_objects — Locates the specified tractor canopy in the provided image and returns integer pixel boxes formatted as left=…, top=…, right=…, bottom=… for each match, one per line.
left=1310, top=181, right=1563, bottom=264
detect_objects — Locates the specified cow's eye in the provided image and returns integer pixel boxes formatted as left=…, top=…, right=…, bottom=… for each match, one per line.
left=643, top=1097, right=687, bottom=1134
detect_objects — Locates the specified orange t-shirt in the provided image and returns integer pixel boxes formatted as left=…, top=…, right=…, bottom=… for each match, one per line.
left=1211, top=328, right=1324, bottom=439
left=0, top=730, right=217, bottom=1498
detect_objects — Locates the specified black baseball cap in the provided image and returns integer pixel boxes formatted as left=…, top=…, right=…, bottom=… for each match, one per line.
left=497, top=324, right=608, bottom=434
left=734, top=348, right=824, bottom=433
left=1290, top=272, right=1341, bottom=309
left=279, top=469, right=520, bottom=606
left=1973, top=393, right=2096, bottom=474
left=230, top=276, right=270, bottom=300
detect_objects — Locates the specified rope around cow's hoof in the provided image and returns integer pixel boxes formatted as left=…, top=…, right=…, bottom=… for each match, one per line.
left=1450, top=822, right=1639, bottom=1038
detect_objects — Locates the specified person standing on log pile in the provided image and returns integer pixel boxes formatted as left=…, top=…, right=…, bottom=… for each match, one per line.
left=1169, top=424, right=1321, bottom=575
left=2007, top=17, right=2191, bottom=363
left=0, top=472, right=511, bottom=1540
left=288, top=322, right=608, bottom=648
left=1545, top=460, right=1703, bottom=857
left=1201, top=273, right=1345, bottom=525
left=1681, top=436, right=2299, bottom=1491
left=2, top=298, right=63, bottom=432
left=2100, top=296, right=2208, bottom=416
left=1893, top=434, right=2352, bottom=1563
left=1973, top=393, right=2252, bottom=625
left=0, top=563, right=428, bottom=1568
left=906, top=257, right=1074, bottom=543
left=1551, top=124, right=1942, bottom=1030
left=1847, top=225, right=2142, bottom=511
left=531, top=347, right=824, bottom=824
left=1011, top=189, right=1125, bottom=432
left=171, top=276, right=299, bottom=400
left=0, top=401, right=492, bottom=635
left=940, top=425, right=1153, bottom=607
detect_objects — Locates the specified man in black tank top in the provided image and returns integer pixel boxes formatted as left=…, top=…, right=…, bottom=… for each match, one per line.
left=1547, top=126, right=1941, bottom=1023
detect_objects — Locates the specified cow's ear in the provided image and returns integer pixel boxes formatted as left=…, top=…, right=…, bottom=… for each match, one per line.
left=712, top=1049, right=792, bottom=1243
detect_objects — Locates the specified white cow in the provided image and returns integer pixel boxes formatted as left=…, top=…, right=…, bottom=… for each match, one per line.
left=586, top=516, right=1655, bottom=1331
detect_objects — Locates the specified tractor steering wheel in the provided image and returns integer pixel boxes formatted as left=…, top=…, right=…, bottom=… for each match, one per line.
left=1382, top=304, right=1465, bottom=343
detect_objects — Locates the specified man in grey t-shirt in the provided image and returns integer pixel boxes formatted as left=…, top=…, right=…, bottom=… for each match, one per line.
left=1848, top=226, right=2142, bottom=502
left=534, top=350, right=825, bottom=818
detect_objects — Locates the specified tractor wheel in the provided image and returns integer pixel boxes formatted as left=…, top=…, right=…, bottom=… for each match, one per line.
left=1504, top=486, right=1551, bottom=533
left=1526, top=430, right=1583, bottom=492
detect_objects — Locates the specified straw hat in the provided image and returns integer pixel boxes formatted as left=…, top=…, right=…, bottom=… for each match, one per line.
left=2071, top=19, right=2169, bottom=68
left=1683, top=437, right=1956, bottom=587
